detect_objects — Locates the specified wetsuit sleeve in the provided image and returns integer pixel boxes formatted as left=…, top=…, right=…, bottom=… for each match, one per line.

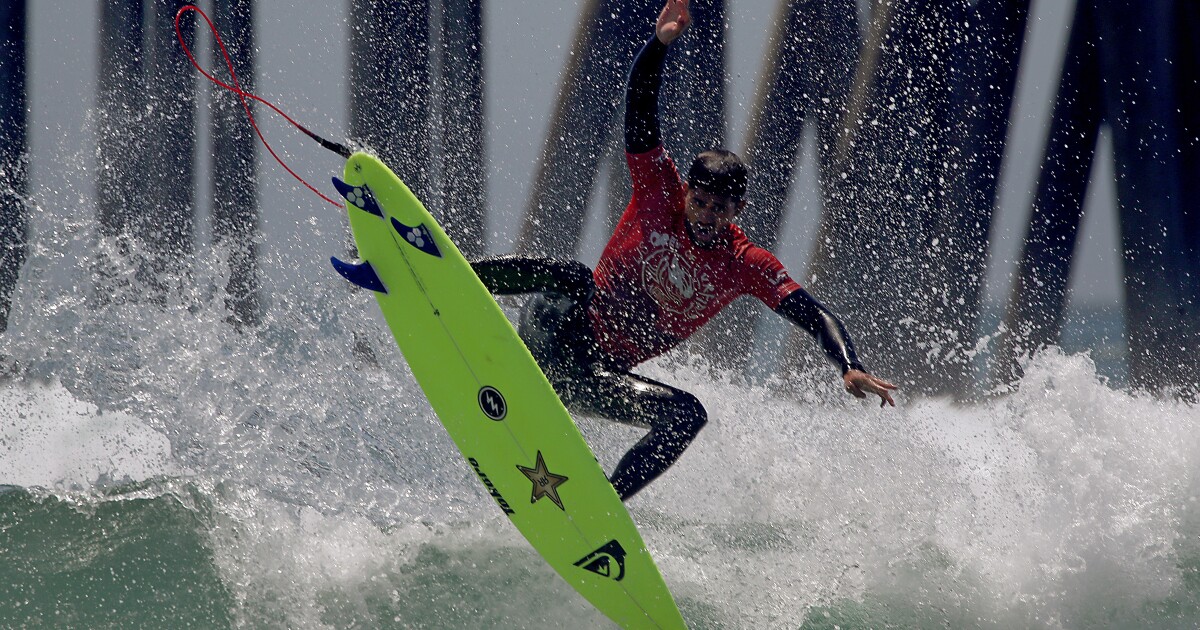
left=623, top=34, right=684, bottom=218
left=470, top=256, right=594, bottom=305
left=625, top=35, right=668, bottom=154
left=774, top=289, right=866, bottom=376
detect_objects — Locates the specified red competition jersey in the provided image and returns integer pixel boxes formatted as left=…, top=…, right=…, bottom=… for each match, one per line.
left=588, top=145, right=803, bottom=369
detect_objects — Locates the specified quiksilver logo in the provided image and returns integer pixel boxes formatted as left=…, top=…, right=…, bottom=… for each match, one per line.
left=574, top=540, right=627, bottom=581
left=469, top=457, right=515, bottom=515
left=478, top=386, right=507, bottom=421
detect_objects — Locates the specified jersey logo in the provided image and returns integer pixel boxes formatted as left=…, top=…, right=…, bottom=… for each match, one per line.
left=574, top=540, right=627, bottom=581
left=642, top=230, right=715, bottom=320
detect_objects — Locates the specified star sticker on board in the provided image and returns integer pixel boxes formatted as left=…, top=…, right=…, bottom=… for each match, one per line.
left=517, top=451, right=569, bottom=511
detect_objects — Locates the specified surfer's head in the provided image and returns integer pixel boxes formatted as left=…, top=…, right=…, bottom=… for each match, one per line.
left=684, top=149, right=747, bottom=248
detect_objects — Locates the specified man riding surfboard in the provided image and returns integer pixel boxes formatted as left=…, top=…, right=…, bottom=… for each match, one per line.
left=472, top=0, right=896, bottom=501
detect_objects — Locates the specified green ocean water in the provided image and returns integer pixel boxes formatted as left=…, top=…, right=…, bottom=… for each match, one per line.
left=5, top=455, right=1200, bottom=629
left=0, top=483, right=234, bottom=628
left=0, top=479, right=620, bottom=629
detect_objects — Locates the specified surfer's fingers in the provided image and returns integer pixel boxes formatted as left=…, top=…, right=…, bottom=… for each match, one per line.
left=862, top=377, right=897, bottom=393
left=855, top=377, right=897, bottom=407
left=660, top=0, right=691, bottom=31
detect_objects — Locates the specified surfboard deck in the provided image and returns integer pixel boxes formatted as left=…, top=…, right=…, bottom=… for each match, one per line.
left=332, top=152, right=686, bottom=629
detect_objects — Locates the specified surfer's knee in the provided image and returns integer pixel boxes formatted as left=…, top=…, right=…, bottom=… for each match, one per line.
left=559, top=259, right=592, bottom=283
left=558, top=259, right=595, bottom=303
left=666, top=391, right=707, bottom=438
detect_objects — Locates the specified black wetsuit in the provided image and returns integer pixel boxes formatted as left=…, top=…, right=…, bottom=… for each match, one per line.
left=472, top=255, right=710, bottom=501
left=471, top=35, right=864, bottom=501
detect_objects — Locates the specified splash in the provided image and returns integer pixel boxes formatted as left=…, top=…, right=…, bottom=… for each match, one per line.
left=0, top=380, right=176, bottom=489
left=630, top=349, right=1200, bottom=628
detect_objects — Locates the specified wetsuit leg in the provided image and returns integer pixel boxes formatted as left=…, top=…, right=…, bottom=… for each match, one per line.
left=488, top=257, right=704, bottom=500
left=470, top=256, right=593, bottom=304
left=563, top=368, right=708, bottom=501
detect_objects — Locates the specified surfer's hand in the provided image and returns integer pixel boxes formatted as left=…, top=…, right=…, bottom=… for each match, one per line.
left=844, top=369, right=897, bottom=408
left=656, top=0, right=690, bottom=45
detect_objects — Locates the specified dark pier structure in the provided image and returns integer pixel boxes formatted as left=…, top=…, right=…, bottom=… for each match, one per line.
left=997, top=0, right=1200, bottom=395
left=349, top=0, right=486, bottom=256
left=0, top=1, right=27, bottom=335
left=0, top=0, right=1196, bottom=397
left=210, top=0, right=260, bottom=328
left=94, top=0, right=206, bottom=303
left=96, top=0, right=146, bottom=302
left=801, top=0, right=1031, bottom=396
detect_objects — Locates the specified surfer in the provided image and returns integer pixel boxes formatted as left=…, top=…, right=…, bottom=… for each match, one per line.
left=473, top=0, right=895, bottom=501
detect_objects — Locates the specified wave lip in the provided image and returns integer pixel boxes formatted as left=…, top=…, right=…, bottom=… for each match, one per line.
left=0, top=379, right=177, bottom=490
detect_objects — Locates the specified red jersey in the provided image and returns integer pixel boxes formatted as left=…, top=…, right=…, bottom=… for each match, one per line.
left=588, top=145, right=803, bottom=369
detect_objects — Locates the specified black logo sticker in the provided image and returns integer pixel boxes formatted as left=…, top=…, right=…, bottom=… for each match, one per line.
left=469, top=457, right=515, bottom=515
left=478, top=386, right=507, bottom=421
left=574, top=540, right=627, bottom=581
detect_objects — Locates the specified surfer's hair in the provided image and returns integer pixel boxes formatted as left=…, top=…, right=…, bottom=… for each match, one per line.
left=687, top=149, right=748, bottom=200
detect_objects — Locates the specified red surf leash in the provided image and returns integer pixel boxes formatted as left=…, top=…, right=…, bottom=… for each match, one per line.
left=175, top=4, right=350, bottom=208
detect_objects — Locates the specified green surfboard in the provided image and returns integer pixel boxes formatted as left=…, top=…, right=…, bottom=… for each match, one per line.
left=331, top=153, right=686, bottom=629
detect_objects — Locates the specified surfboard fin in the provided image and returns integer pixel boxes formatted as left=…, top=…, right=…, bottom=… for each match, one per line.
left=391, top=217, right=443, bottom=258
left=330, top=257, right=387, bottom=294
left=331, top=177, right=384, bottom=217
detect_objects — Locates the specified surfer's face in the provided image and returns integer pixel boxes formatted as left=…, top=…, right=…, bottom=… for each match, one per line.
left=684, top=185, right=744, bottom=248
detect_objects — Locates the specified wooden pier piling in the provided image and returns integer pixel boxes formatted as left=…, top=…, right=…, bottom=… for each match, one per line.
left=0, top=0, right=27, bottom=333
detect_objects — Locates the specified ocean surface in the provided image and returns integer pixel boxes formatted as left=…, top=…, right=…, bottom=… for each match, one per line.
left=2, top=212, right=1198, bottom=629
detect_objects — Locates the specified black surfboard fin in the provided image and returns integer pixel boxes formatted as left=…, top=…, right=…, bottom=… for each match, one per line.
left=330, top=257, right=387, bottom=294
left=331, top=177, right=384, bottom=217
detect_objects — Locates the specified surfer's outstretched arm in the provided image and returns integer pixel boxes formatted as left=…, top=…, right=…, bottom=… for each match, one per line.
left=775, top=289, right=897, bottom=407
left=625, top=0, right=690, bottom=154
left=624, top=35, right=666, bottom=154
